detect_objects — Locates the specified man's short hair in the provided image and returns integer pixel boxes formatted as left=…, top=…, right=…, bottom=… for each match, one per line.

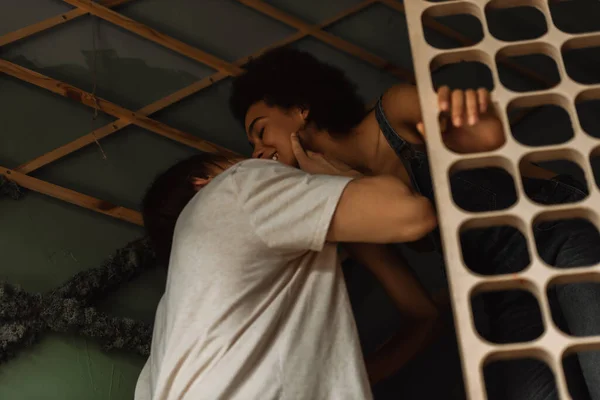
left=142, top=153, right=228, bottom=266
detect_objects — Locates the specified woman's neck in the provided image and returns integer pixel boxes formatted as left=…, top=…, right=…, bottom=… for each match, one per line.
left=315, top=122, right=412, bottom=187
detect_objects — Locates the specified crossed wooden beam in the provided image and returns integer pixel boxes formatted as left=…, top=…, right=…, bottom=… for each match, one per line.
left=0, top=0, right=552, bottom=226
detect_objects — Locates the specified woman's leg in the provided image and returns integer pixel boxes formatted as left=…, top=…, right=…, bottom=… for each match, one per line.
left=461, top=176, right=600, bottom=399
left=463, top=229, right=572, bottom=400
left=535, top=217, right=600, bottom=400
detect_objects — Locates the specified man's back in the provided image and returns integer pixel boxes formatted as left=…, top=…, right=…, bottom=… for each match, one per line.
left=136, top=160, right=371, bottom=400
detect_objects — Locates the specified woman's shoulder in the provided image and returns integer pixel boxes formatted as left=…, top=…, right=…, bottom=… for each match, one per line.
left=381, top=84, right=418, bottom=115
left=361, top=85, right=423, bottom=145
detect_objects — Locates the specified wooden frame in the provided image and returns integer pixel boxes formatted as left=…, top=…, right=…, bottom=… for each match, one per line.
left=0, top=0, right=572, bottom=230
left=14, top=0, right=377, bottom=175
left=403, top=1, right=600, bottom=399
left=0, top=60, right=238, bottom=157
left=0, top=0, right=134, bottom=47
left=0, top=166, right=143, bottom=225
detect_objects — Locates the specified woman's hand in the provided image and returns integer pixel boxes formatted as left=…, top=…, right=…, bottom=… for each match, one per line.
left=417, top=86, right=490, bottom=134
left=290, top=132, right=362, bottom=177
left=417, top=86, right=505, bottom=153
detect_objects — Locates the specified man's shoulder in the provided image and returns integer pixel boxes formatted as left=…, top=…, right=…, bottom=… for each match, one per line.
left=226, top=159, right=302, bottom=182
left=230, top=159, right=294, bottom=172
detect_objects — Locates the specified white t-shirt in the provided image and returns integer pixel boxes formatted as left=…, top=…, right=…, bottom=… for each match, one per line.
left=135, top=159, right=372, bottom=400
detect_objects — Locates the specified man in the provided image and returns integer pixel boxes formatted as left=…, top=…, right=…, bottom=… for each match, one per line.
left=135, top=153, right=439, bottom=399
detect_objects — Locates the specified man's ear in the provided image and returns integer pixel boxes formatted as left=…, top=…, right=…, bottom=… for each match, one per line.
left=191, top=177, right=212, bottom=191
left=300, top=106, right=309, bottom=121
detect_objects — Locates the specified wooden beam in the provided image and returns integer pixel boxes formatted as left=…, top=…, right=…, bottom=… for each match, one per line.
left=316, top=0, right=379, bottom=27
left=16, top=0, right=378, bottom=174
left=0, top=0, right=134, bottom=47
left=0, top=166, right=143, bottom=226
left=16, top=72, right=230, bottom=174
left=236, top=0, right=414, bottom=82
left=62, top=0, right=244, bottom=76
left=0, top=59, right=239, bottom=159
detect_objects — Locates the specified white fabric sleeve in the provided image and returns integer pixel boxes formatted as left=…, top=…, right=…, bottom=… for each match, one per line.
left=230, top=160, right=353, bottom=252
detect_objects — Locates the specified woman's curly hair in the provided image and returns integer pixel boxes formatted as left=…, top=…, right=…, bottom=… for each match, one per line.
left=230, top=47, right=367, bottom=136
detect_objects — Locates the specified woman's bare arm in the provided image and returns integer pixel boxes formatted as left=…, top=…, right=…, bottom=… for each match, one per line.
left=345, top=242, right=442, bottom=385
left=290, top=133, right=438, bottom=244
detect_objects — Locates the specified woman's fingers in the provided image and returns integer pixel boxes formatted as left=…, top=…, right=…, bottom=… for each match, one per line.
left=451, top=89, right=464, bottom=127
left=290, top=132, right=309, bottom=163
left=437, top=86, right=451, bottom=112
left=465, top=89, right=478, bottom=126
left=477, top=88, right=489, bottom=114
left=439, top=86, right=491, bottom=128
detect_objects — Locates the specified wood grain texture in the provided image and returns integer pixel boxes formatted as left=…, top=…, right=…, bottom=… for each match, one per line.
left=0, top=166, right=143, bottom=226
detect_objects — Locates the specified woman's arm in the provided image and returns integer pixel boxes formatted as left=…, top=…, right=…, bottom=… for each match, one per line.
left=382, top=84, right=505, bottom=153
left=345, top=242, right=442, bottom=385
left=289, top=133, right=438, bottom=244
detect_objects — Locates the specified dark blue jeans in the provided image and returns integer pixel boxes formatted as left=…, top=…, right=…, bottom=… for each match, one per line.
left=345, top=173, right=600, bottom=399
left=460, top=175, right=600, bottom=400
left=374, top=98, right=600, bottom=399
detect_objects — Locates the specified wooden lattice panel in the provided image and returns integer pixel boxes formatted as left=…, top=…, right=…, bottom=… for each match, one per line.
left=403, top=1, right=600, bottom=399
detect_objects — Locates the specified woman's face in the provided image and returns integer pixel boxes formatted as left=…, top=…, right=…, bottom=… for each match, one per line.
left=244, top=101, right=308, bottom=167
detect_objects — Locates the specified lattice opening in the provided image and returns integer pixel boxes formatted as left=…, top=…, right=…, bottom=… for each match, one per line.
left=497, top=52, right=560, bottom=92
left=591, top=155, right=600, bottom=190
left=460, top=223, right=530, bottom=276
left=430, top=56, right=494, bottom=92
left=548, top=279, right=600, bottom=338
left=508, top=104, right=574, bottom=147
left=450, top=163, right=517, bottom=213
left=549, top=1, right=600, bottom=34
left=483, top=357, right=558, bottom=400
left=563, top=349, right=600, bottom=399
left=521, top=158, right=588, bottom=206
left=533, top=215, right=600, bottom=269
left=485, top=4, right=546, bottom=42
left=563, top=42, right=600, bottom=85
left=472, top=288, right=544, bottom=344
left=576, top=95, right=600, bottom=139
left=423, top=11, right=483, bottom=50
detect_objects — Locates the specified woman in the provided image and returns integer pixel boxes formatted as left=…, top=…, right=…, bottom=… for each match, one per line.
left=230, top=47, right=600, bottom=400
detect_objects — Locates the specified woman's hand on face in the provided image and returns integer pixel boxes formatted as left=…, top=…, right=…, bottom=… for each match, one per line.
left=290, top=133, right=362, bottom=177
